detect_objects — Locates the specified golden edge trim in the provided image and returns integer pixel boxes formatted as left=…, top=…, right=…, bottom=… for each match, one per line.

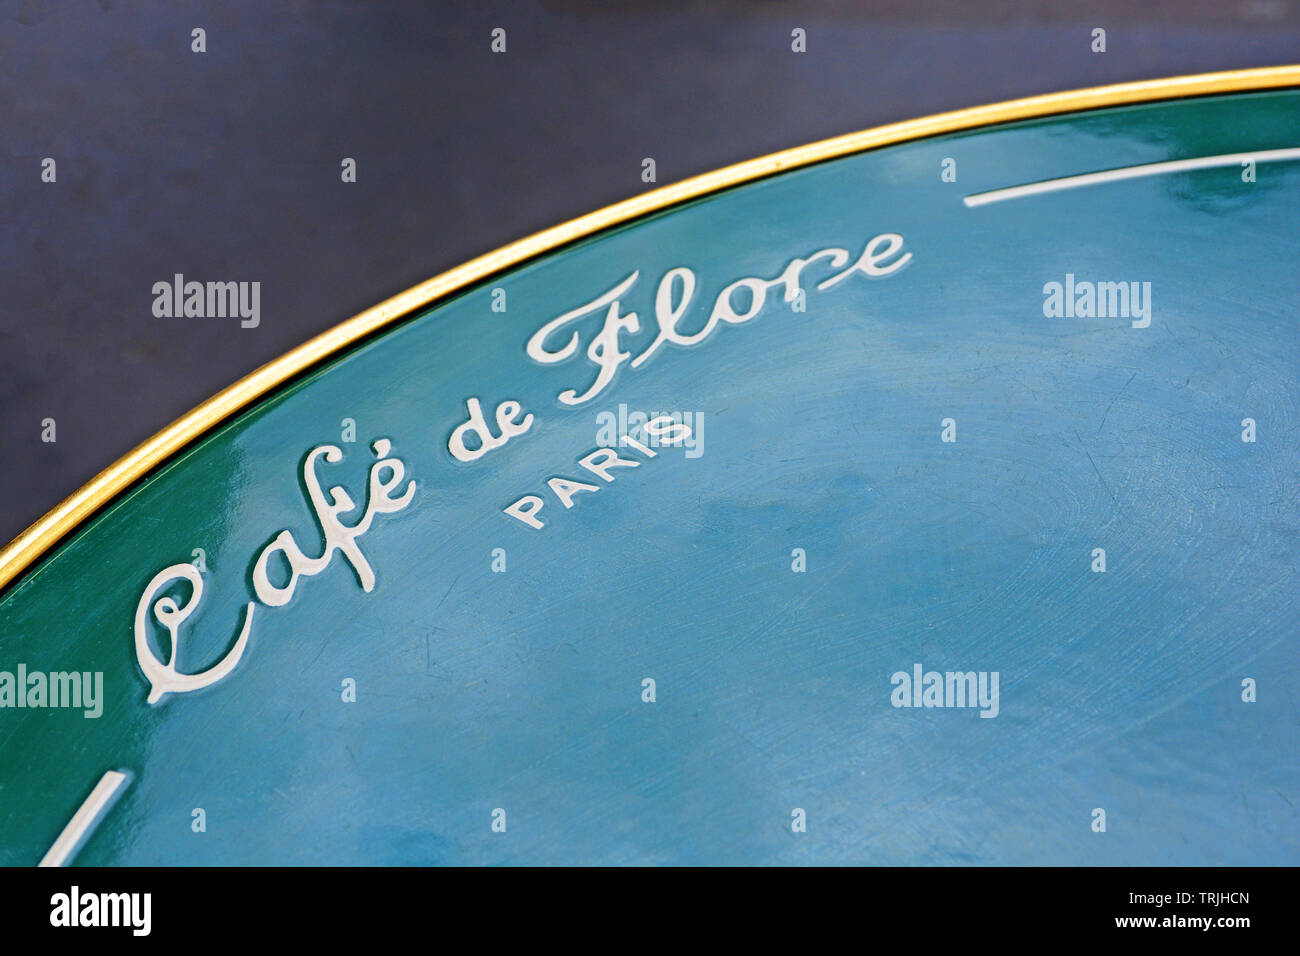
left=2, top=65, right=1298, bottom=593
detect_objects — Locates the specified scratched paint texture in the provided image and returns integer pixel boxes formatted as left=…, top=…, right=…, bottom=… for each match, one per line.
left=1, top=89, right=1297, bottom=864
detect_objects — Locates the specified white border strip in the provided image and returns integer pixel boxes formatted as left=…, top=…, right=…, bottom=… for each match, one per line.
left=963, top=147, right=1300, bottom=207
left=38, top=770, right=129, bottom=867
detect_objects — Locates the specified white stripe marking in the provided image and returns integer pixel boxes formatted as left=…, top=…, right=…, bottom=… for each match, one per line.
left=38, top=770, right=129, bottom=867
left=963, top=147, right=1300, bottom=207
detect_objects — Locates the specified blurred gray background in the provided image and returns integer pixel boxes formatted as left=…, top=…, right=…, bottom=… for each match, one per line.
left=1, top=0, right=1297, bottom=548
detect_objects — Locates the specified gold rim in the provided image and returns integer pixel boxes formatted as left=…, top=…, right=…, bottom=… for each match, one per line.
left=2, top=65, right=1298, bottom=593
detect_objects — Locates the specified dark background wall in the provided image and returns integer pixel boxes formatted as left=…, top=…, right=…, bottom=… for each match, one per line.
left=1, top=0, right=1297, bottom=547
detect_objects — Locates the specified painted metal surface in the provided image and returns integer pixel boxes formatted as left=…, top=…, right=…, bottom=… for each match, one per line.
left=1, top=87, right=1297, bottom=865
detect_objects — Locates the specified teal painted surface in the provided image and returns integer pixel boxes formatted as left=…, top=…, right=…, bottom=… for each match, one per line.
left=1, top=89, right=1297, bottom=865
